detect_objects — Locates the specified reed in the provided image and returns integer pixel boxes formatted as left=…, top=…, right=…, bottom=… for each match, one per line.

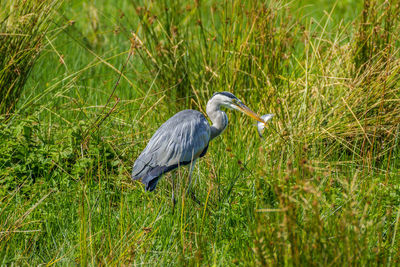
left=0, top=0, right=60, bottom=116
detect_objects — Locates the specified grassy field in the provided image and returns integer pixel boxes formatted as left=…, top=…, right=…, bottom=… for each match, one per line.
left=1, top=0, right=400, bottom=265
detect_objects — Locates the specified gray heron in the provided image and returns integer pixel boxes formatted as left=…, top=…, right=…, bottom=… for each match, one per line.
left=131, top=92, right=266, bottom=203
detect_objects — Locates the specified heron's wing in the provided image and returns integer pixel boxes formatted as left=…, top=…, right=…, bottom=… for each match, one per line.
left=132, top=110, right=210, bottom=191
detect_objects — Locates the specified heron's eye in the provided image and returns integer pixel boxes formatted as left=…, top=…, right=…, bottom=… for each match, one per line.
left=234, top=99, right=242, bottom=106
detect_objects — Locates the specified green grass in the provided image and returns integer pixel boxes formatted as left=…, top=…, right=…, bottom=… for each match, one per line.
left=0, top=0, right=60, bottom=115
left=1, top=0, right=400, bottom=265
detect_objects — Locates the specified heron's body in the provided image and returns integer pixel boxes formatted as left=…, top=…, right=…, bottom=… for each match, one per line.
left=132, top=92, right=265, bottom=194
left=131, top=110, right=211, bottom=191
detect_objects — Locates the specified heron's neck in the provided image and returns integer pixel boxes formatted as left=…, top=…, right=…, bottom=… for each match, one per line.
left=206, top=99, right=228, bottom=141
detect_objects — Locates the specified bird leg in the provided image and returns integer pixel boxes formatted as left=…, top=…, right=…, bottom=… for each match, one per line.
left=171, top=175, right=176, bottom=213
left=186, top=160, right=196, bottom=195
left=186, top=160, right=201, bottom=205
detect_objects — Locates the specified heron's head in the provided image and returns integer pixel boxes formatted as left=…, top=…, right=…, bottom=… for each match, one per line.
left=211, top=91, right=265, bottom=123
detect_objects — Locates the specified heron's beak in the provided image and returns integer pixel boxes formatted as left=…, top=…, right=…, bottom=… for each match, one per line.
left=236, top=102, right=265, bottom=124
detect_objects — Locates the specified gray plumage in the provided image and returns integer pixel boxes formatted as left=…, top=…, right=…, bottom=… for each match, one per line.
left=132, top=110, right=210, bottom=191
left=132, top=91, right=263, bottom=192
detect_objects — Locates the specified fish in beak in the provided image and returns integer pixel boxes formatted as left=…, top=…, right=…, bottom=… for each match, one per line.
left=256, top=114, right=274, bottom=138
left=233, top=101, right=274, bottom=138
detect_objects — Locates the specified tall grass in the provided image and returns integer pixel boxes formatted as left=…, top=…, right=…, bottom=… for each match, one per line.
left=0, top=0, right=60, bottom=116
left=0, top=0, right=399, bottom=265
left=133, top=0, right=399, bottom=161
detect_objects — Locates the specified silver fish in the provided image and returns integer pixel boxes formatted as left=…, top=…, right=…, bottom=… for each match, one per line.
left=257, top=114, right=274, bottom=138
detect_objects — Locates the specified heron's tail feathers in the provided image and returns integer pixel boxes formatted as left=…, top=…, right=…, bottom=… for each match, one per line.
left=132, top=161, right=174, bottom=192
left=143, top=175, right=161, bottom=192
left=131, top=158, right=147, bottom=180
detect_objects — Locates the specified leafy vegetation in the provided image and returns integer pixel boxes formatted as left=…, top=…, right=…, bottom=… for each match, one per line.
left=1, top=0, right=400, bottom=265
